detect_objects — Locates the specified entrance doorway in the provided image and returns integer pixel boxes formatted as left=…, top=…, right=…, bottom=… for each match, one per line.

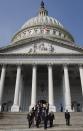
left=37, top=100, right=47, bottom=105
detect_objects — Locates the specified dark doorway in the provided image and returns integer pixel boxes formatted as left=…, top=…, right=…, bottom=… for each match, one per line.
left=38, top=100, right=47, bottom=105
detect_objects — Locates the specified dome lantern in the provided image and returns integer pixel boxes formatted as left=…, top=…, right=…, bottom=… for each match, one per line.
left=38, top=1, right=48, bottom=16
left=41, top=0, right=44, bottom=8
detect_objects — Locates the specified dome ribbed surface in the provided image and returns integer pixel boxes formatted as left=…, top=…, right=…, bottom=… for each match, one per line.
left=21, top=16, right=64, bottom=29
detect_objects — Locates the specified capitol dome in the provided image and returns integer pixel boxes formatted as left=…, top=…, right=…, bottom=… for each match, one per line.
left=12, top=1, right=74, bottom=44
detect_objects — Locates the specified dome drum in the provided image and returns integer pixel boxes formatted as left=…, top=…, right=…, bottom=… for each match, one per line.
left=12, top=25, right=74, bottom=44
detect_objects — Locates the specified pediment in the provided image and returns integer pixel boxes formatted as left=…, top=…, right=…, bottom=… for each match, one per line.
left=1, top=40, right=83, bottom=54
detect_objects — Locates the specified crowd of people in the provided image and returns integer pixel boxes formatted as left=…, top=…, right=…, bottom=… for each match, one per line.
left=27, top=102, right=54, bottom=129
left=27, top=102, right=71, bottom=129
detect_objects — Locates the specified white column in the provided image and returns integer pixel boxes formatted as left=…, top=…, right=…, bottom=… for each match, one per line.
left=11, top=65, right=21, bottom=112
left=0, top=66, right=6, bottom=111
left=19, top=75, right=23, bottom=112
left=30, top=65, right=37, bottom=109
left=62, top=74, right=65, bottom=111
left=79, top=65, right=83, bottom=95
left=63, top=65, right=72, bottom=112
left=48, top=65, right=56, bottom=112
left=79, top=65, right=83, bottom=111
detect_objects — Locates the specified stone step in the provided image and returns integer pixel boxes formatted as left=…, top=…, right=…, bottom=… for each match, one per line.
left=0, top=112, right=83, bottom=131
left=0, top=126, right=83, bottom=131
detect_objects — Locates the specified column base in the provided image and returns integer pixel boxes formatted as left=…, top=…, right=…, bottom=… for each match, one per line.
left=49, top=105, right=56, bottom=112
left=29, top=105, right=35, bottom=111
left=65, top=105, right=72, bottom=112
left=11, top=105, right=20, bottom=112
left=82, top=106, right=83, bottom=112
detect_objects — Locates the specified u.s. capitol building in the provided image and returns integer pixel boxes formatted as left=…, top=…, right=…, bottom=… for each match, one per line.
left=0, top=1, right=83, bottom=112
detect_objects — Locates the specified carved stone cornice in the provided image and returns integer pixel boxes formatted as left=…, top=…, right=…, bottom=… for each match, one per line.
left=0, top=37, right=83, bottom=53
left=0, top=53, right=83, bottom=57
left=0, top=51, right=83, bottom=66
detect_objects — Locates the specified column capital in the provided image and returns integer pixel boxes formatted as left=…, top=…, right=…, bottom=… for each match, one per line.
left=32, top=63, right=37, bottom=67
left=48, top=63, right=53, bottom=67
left=1, top=64, right=6, bottom=68
left=78, top=64, right=83, bottom=68
left=62, top=64, right=69, bottom=70
left=63, top=63, right=69, bottom=67
left=16, top=64, right=22, bottom=68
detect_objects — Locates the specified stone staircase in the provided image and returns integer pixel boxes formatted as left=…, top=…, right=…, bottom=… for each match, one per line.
left=0, top=112, right=83, bottom=131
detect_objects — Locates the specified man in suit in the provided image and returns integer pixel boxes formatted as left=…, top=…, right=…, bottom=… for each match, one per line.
left=65, top=110, right=70, bottom=126
left=36, top=110, right=41, bottom=128
left=27, top=111, right=33, bottom=128
left=44, top=112, right=48, bottom=129
left=49, top=112, right=55, bottom=127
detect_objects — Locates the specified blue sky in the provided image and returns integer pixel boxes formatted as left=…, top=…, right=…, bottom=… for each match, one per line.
left=0, top=0, right=83, bottom=47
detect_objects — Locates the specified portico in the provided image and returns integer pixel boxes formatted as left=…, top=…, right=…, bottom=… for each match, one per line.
left=0, top=60, right=83, bottom=112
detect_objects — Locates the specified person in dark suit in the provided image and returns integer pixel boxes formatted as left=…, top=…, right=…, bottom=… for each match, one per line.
left=49, top=112, right=55, bottom=127
left=60, top=104, right=63, bottom=112
left=36, top=110, right=41, bottom=128
left=27, top=112, right=33, bottom=128
left=65, top=110, right=70, bottom=126
left=44, top=113, right=48, bottom=129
